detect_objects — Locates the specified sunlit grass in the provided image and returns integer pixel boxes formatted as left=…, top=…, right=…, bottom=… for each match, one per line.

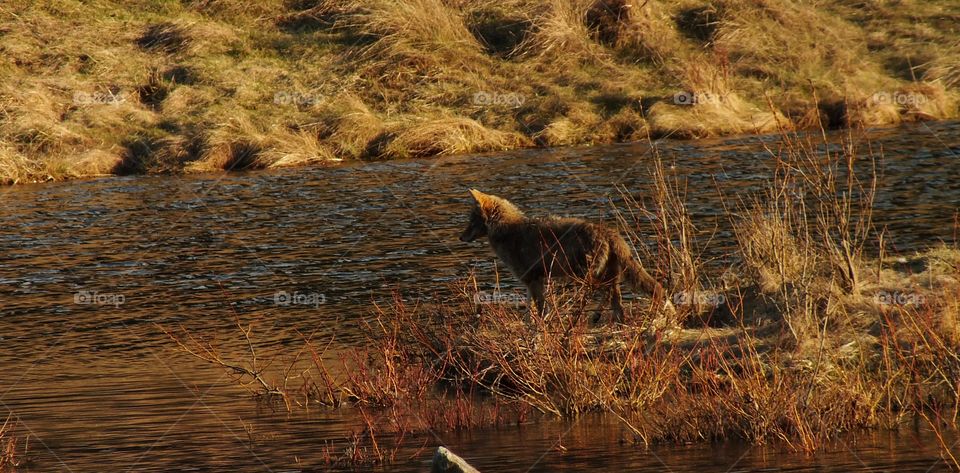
left=1, top=0, right=958, bottom=183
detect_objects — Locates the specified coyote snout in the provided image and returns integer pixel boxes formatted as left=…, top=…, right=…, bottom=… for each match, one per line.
left=460, top=189, right=668, bottom=323
left=459, top=204, right=488, bottom=243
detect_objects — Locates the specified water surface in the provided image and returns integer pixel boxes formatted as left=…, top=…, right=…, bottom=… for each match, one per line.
left=1, top=121, right=959, bottom=471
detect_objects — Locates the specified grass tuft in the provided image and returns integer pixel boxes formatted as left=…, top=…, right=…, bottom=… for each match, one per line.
left=514, top=0, right=609, bottom=65
left=647, top=92, right=787, bottom=138
left=137, top=22, right=195, bottom=54
left=379, top=117, right=531, bottom=159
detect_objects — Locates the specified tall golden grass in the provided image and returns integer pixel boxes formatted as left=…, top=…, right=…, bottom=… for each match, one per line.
left=2, top=0, right=958, bottom=183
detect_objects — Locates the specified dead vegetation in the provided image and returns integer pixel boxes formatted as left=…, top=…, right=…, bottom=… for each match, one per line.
left=2, top=0, right=959, bottom=183
left=0, top=415, right=28, bottom=472
left=379, top=117, right=532, bottom=159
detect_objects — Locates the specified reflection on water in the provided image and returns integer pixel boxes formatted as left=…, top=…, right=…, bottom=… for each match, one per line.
left=1, top=121, right=958, bottom=471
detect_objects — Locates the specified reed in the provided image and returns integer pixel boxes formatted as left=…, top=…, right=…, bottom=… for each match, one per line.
left=0, top=415, right=28, bottom=472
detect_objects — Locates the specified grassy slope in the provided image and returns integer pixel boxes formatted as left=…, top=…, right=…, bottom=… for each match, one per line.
left=1, top=0, right=958, bottom=184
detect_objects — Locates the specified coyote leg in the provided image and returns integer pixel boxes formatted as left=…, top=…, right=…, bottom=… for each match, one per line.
left=609, top=283, right=625, bottom=324
left=592, top=289, right=606, bottom=325
left=590, top=281, right=609, bottom=325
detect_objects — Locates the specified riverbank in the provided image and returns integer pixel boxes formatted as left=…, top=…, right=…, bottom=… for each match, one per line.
left=2, top=0, right=959, bottom=184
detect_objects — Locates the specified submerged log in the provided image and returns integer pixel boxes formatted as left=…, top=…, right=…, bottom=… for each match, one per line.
left=430, top=446, right=480, bottom=473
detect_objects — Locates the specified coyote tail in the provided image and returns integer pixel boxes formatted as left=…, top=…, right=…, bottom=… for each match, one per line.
left=613, top=238, right=665, bottom=299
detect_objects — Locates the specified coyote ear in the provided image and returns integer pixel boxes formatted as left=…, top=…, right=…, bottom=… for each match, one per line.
left=468, top=189, right=486, bottom=205
left=468, top=189, right=497, bottom=218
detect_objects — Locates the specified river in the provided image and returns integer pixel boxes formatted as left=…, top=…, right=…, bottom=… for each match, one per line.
left=1, top=121, right=959, bottom=471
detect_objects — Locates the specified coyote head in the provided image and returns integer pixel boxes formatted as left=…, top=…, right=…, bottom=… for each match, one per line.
left=459, top=189, right=523, bottom=242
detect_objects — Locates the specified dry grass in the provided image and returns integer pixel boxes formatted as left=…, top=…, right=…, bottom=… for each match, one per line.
left=926, top=45, right=960, bottom=89
left=380, top=117, right=532, bottom=159
left=185, top=118, right=340, bottom=171
left=533, top=107, right=605, bottom=146
left=514, top=0, right=609, bottom=65
left=647, top=92, right=788, bottom=138
left=0, top=415, right=28, bottom=472
left=0, top=146, right=40, bottom=185
left=313, top=94, right=386, bottom=160
left=137, top=21, right=195, bottom=54
left=186, top=118, right=269, bottom=172
left=344, top=0, right=484, bottom=67
left=264, top=131, right=339, bottom=169
left=2, top=0, right=958, bottom=184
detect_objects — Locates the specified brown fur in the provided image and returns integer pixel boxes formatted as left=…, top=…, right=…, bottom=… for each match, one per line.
left=459, top=189, right=666, bottom=323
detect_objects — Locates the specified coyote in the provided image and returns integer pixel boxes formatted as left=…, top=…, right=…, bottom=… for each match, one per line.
left=459, top=189, right=668, bottom=323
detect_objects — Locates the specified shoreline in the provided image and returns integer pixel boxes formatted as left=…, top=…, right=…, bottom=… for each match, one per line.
left=3, top=118, right=958, bottom=187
